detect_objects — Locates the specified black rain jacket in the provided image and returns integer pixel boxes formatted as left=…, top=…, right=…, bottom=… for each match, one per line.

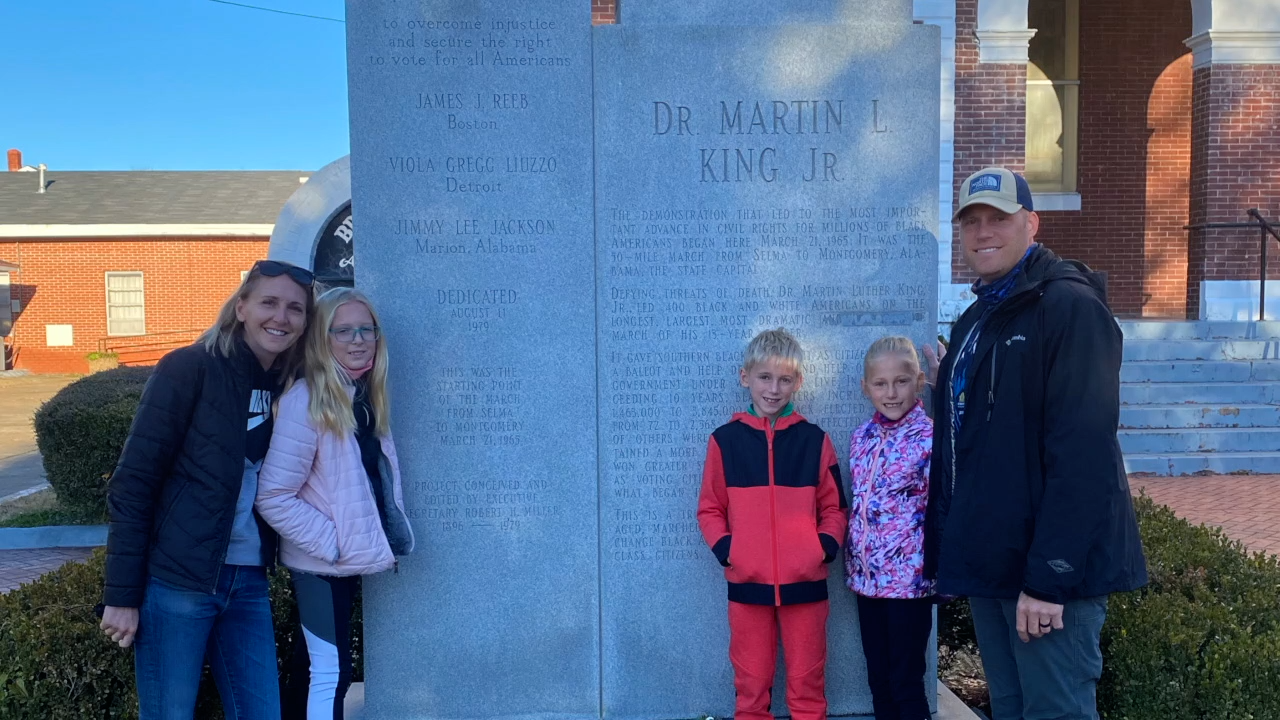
left=103, top=339, right=278, bottom=607
left=925, top=245, right=1148, bottom=603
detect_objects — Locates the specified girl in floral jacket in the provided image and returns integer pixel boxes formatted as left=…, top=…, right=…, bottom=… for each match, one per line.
left=846, top=335, right=934, bottom=720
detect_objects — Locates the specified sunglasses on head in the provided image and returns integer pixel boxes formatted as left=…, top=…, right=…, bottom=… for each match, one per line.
left=252, top=260, right=314, bottom=288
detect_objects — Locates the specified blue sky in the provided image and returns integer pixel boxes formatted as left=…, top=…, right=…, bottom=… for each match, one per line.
left=1, top=0, right=349, bottom=171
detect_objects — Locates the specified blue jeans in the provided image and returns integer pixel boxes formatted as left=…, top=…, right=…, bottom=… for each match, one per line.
left=135, top=565, right=280, bottom=720
left=969, top=595, right=1108, bottom=720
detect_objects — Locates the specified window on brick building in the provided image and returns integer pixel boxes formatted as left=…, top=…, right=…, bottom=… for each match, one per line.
left=0, top=272, right=11, bottom=337
left=1026, top=0, right=1079, bottom=193
left=105, top=272, right=146, bottom=336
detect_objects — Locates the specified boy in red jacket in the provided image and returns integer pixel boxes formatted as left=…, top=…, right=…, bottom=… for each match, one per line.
left=698, top=327, right=849, bottom=720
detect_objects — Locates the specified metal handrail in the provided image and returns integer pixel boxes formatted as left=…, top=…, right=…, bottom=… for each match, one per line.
left=1185, top=208, right=1280, bottom=321
left=97, top=329, right=204, bottom=355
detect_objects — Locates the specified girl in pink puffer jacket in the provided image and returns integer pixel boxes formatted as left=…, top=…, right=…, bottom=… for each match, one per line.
left=846, top=336, right=934, bottom=720
left=257, top=286, right=414, bottom=719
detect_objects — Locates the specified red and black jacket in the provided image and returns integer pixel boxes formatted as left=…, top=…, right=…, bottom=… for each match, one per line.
left=697, top=411, right=849, bottom=606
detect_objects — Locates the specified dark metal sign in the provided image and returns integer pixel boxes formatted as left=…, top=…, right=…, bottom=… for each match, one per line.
left=313, top=202, right=354, bottom=287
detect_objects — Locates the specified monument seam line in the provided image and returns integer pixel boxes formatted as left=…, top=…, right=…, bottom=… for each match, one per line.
left=589, top=20, right=606, bottom=717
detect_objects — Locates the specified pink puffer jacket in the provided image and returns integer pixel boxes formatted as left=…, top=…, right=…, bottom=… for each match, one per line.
left=256, top=380, right=415, bottom=576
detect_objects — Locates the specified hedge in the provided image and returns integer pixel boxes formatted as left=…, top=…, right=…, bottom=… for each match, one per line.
left=0, top=549, right=363, bottom=719
left=939, top=495, right=1280, bottom=719
left=1098, top=496, right=1280, bottom=719
left=32, top=367, right=154, bottom=517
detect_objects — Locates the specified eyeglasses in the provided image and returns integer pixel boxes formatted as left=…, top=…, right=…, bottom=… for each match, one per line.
left=329, top=325, right=380, bottom=343
left=252, top=260, right=314, bottom=288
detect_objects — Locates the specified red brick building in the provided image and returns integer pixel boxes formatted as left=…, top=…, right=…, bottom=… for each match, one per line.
left=919, top=0, right=1279, bottom=321
left=0, top=165, right=307, bottom=373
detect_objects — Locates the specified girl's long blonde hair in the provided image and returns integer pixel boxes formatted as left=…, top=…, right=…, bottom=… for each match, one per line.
left=200, top=263, right=314, bottom=381
left=306, top=287, right=392, bottom=437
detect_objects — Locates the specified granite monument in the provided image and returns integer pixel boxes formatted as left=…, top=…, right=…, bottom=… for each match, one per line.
left=345, top=1, right=940, bottom=717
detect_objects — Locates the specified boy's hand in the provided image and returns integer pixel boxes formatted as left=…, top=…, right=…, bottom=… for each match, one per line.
left=923, top=341, right=947, bottom=387
left=819, top=533, right=839, bottom=564
left=712, top=535, right=732, bottom=567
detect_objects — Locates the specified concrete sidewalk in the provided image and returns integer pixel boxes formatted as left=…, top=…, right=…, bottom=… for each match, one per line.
left=0, top=374, right=77, bottom=498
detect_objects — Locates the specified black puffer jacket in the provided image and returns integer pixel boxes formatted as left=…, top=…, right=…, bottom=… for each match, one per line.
left=103, top=339, right=278, bottom=608
left=925, top=246, right=1147, bottom=603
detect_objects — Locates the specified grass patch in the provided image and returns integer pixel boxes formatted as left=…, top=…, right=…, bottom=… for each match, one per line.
left=0, top=489, right=104, bottom=528
left=0, top=507, right=104, bottom=528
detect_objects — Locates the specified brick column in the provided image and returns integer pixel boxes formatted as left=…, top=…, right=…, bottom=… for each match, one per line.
left=951, top=0, right=1030, bottom=284
left=1185, top=5, right=1280, bottom=319
left=593, top=0, right=616, bottom=25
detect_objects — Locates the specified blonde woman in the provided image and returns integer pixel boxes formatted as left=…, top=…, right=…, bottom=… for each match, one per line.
left=99, top=259, right=315, bottom=719
left=256, top=286, right=414, bottom=719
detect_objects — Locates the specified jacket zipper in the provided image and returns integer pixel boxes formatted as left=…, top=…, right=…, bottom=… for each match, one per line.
left=948, top=319, right=981, bottom=494
left=360, top=445, right=394, bottom=562
left=987, top=343, right=997, bottom=422
left=212, top=370, right=253, bottom=594
left=859, top=430, right=889, bottom=582
left=766, top=420, right=781, bottom=606
left=352, top=383, right=402, bottom=566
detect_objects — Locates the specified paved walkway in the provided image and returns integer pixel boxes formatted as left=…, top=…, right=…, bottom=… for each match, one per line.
left=0, top=547, right=96, bottom=593
left=1131, top=474, right=1280, bottom=556
left=0, top=374, right=77, bottom=499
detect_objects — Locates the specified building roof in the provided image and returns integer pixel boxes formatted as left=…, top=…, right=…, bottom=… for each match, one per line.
left=0, top=170, right=310, bottom=225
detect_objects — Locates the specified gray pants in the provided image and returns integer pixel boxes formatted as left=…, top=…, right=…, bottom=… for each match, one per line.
left=969, top=595, right=1108, bottom=720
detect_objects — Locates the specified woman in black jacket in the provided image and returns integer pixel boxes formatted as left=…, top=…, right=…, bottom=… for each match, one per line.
left=98, top=260, right=314, bottom=720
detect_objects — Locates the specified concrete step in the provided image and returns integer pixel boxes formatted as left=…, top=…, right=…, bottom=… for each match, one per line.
left=1120, top=404, right=1280, bottom=429
left=1118, top=320, right=1280, bottom=341
left=1125, top=452, right=1280, bottom=476
left=1122, top=382, right=1280, bottom=405
left=1122, top=340, right=1280, bottom=362
left=1118, top=427, right=1280, bottom=454
left=1116, top=358, right=1264, bottom=381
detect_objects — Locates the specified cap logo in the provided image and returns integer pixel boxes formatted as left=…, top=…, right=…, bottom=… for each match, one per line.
left=970, top=173, right=1002, bottom=193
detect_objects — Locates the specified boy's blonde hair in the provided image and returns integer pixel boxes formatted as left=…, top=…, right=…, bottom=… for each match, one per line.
left=305, top=287, right=393, bottom=437
left=743, top=328, right=804, bottom=375
left=863, top=335, right=922, bottom=377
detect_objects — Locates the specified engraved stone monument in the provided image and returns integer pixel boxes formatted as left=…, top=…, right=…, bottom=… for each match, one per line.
left=345, top=1, right=939, bottom=718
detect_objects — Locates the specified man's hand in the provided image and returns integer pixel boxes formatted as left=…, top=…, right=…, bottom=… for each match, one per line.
left=100, top=605, right=139, bottom=648
left=923, top=340, right=947, bottom=387
left=1015, top=592, right=1064, bottom=642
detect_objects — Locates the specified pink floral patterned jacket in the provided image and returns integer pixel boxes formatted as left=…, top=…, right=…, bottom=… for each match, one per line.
left=845, top=401, right=935, bottom=599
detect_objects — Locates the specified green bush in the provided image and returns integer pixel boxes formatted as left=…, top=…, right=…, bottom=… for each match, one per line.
left=33, top=367, right=153, bottom=517
left=0, top=549, right=361, bottom=719
left=937, top=495, right=1280, bottom=719
left=1098, top=496, right=1280, bottom=720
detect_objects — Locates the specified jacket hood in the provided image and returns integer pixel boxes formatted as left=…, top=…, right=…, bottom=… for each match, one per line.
left=1017, top=245, right=1109, bottom=307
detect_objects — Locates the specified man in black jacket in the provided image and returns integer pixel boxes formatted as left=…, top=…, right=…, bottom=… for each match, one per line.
left=924, top=167, right=1147, bottom=719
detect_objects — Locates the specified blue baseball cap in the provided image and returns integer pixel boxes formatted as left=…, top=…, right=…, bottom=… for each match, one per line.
left=954, top=167, right=1034, bottom=220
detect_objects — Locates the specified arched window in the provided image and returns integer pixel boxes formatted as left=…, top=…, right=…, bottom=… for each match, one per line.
left=1026, top=0, right=1079, bottom=193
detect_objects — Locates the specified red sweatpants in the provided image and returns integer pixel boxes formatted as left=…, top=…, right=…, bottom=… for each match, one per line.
left=728, top=600, right=830, bottom=720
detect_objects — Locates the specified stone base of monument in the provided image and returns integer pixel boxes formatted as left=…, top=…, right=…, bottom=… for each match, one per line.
left=344, top=682, right=365, bottom=718
left=342, top=681, right=980, bottom=720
